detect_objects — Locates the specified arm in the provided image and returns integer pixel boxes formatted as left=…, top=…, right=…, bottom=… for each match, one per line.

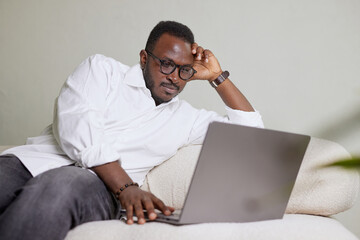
left=190, top=43, right=255, bottom=112
left=184, top=44, right=263, bottom=145
left=214, top=79, right=254, bottom=111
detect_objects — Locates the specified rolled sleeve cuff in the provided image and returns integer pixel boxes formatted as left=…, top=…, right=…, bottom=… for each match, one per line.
left=225, top=106, right=264, bottom=128
left=79, top=144, right=120, bottom=168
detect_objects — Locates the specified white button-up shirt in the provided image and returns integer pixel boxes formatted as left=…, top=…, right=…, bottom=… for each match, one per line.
left=3, top=54, right=264, bottom=185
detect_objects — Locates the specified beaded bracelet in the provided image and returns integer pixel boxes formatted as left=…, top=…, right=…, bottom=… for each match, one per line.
left=115, top=182, right=139, bottom=198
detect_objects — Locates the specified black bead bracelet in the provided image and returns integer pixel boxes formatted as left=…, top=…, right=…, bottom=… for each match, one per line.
left=115, top=182, right=139, bottom=198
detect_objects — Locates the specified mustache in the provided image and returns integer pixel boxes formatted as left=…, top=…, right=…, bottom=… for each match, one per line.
left=161, top=82, right=179, bottom=91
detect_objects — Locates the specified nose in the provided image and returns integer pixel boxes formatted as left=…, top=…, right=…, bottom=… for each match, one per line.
left=166, top=70, right=179, bottom=84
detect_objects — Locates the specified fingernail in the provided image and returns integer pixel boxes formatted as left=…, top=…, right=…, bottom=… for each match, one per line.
left=149, top=212, right=157, bottom=219
left=206, top=59, right=209, bottom=63
left=127, top=219, right=133, bottom=225
left=165, top=210, right=171, bottom=215
left=138, top=218, right=145, bottom=224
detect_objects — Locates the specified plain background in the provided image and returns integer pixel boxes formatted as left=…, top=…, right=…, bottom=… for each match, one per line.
left=0, top=0, right=359, bottom=237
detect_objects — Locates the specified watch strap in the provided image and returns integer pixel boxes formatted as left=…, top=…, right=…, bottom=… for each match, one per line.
left=210, top=71, right=229, bottom=88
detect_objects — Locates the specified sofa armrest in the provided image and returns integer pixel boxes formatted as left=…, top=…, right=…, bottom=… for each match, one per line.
left=286, top=137, right=359, bottom=216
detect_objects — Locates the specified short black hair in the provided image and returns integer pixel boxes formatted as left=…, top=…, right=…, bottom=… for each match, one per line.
left=145, top=21, right=195, bottom=52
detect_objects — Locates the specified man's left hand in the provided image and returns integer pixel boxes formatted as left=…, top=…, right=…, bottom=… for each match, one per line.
left=190, top=43, right=223, bottom=82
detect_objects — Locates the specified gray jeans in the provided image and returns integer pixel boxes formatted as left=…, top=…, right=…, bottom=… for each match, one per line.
left=0, top=155, right=120, bottom=240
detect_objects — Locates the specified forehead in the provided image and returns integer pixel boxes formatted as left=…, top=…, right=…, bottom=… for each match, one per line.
left=152, top=33, right=193, bottom=65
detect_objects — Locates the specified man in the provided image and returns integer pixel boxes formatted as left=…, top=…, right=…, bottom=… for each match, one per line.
left=0, top=21, right=263, bottom=239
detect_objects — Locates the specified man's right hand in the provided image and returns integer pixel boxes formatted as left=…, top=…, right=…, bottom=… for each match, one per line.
left=91, top=161, right=174, bottom=225
left=119, top=186, right=174, bottom=224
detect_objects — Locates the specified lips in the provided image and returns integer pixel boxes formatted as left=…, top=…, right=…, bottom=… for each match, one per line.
left=161, top=83, right=179, bottom=95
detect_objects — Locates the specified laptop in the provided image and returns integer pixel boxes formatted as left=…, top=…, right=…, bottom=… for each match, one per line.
left=123, top=121, right=310, bottom=225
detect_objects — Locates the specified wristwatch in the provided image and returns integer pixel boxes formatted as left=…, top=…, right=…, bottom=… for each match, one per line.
left=210, top=71, right=229, bottom=88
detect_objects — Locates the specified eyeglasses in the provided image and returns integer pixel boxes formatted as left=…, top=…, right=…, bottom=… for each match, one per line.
left=146, top=50, right=197, bottom=81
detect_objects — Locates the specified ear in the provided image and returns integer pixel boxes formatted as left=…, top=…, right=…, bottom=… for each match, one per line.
left=139, top=50, right=147, bottom=70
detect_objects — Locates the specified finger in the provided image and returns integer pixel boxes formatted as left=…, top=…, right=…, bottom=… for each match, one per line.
left=142, top=197, right=157, bottom=220
left=167, top=206, right=175, bottom=212
left=196, top=46, right=204, bottom=60
left=126, top=205, right=134, bottom=225
left=152, top=196, right=172, bottom=216
left=191, top=42, right=198, bottom=54
left=134, top=203, right=146, bottom=224
left=203, top=49, right=211, bottom=63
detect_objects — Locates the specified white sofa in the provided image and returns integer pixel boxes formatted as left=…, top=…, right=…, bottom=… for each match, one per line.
left=1, top=137, right=359, bottom=239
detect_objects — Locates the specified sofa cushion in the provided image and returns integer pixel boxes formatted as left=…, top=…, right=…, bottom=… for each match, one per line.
left=141, top=138, right=360, bottom=216
left=65, top=214, right=358, bottom=240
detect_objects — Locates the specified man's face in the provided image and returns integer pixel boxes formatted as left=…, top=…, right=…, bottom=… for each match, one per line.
left=140, top=33, right=193, bottom=105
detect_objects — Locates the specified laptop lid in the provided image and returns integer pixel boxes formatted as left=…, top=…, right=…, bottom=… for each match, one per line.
left=177, top=121, right=310, bottom=224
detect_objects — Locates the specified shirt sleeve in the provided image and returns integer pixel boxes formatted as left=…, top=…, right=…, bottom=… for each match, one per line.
left=53, top=54, right=121, bottom=168
left=225, top=106, right=264, bottom=128
left=187, top=106, right=264, bottom=145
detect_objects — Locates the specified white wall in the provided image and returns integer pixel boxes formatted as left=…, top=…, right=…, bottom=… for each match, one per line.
left=0, top=0, right=359, bottom=236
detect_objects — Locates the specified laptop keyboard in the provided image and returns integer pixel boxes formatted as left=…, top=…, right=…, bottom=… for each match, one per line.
left=156, top=211, right=181, bottom=221
left=120, top=209, right=181, bottom=222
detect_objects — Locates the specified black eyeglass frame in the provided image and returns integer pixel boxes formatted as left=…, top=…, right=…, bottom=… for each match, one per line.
left=145, top=50, right=197, bottom=81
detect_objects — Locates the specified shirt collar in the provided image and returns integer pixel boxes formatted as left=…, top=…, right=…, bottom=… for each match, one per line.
left=123, top=63, right=179, bottom=106
left=123, top=64, right=146, bottom=88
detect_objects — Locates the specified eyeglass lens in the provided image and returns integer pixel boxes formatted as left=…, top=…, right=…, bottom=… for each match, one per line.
left=160, top=60, right=194, bottom=80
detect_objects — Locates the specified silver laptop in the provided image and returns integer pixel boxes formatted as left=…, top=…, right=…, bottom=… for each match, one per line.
left=124, top=121, right=310, bottom=225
